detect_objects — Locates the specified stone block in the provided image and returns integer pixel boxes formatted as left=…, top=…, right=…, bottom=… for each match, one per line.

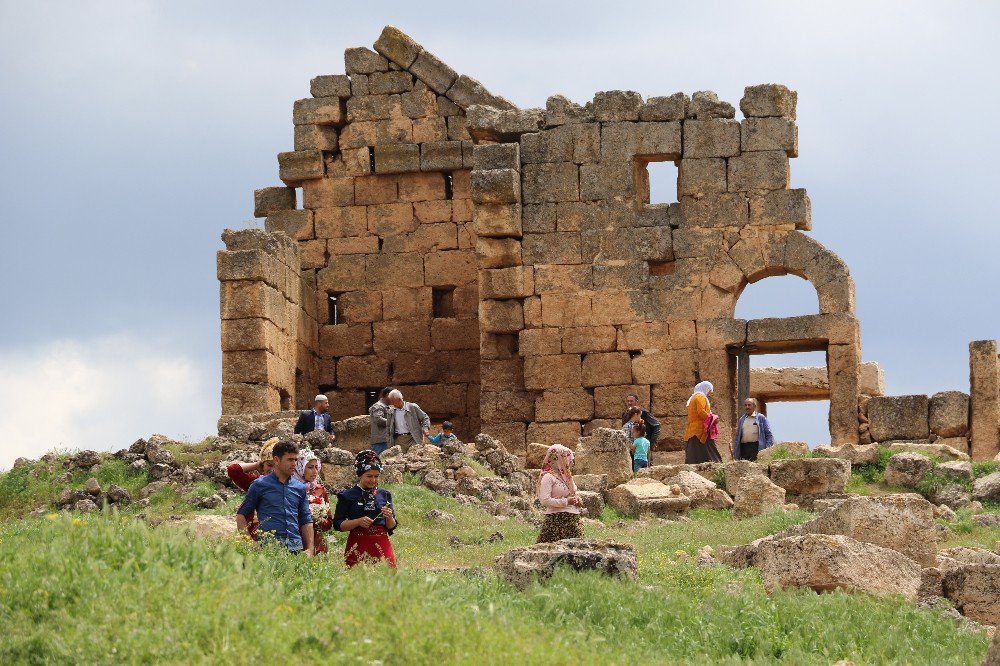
left=522, top=162, right=579, bottom=204
left=594, top=385, right=650, bottom=420
left=293, top=97, right=345, bottom=126
left=544, top=95, right=592, bottom=127
left=680, top=192, right=749, bottom=227
left=535, top=389, right=594, bottom=422
left=740, top=84, right=797, bottom=119
left=354, top=175, right=398, bottom=206
left=638, top=93, right=689, bottom=121
left=683, top=119, right=740, bottom=158
left=373, top=320, right=430, bottom=354
left=364, top=252, right=424, bottom=289
left=526, top=421, right=581, bottom=447
left=222, top=350, right=284, bottom=385
left=479, top=299, right=524, bottom=334
left=608, top=479, right=690, bottom=517
left=473, top=143, right=520, bottom=171
left=582, top=352, right=632, bottom=388
left=592, top=90, right=643, bottom=122
left=253, top=187, right=296, bottom=218
left=524, top=354, right=582, bottom=390
left=540, top=292, right=592, bottom=328
left=727, top=150, right=789, bottom=193
left=479, top=266, right=534, bottom=299
left=446, top=74, right=516, bottom=111
left=398, top=172, right=446, bottom=202
left=319, top=323, right=373, bottom=357
left=423, top=249, right=476, bottom=287
left=336, top=290, right=382, bottom=323
left=562, top=325, right=616, bottom=354
left=374, top=143, right=420, bottom=174
left=278, top=151, right=324, bottom=183
left=264, top=210, right=314, bottom=241
left=471, top=169, right=520, bottom=205
left=413, top=199, right=453, bottom=224
left=678, top=158, right=726, bottom=197
left=533, top=264, right=591, bottom=293
left=314, top=207, right=367, bottom=239
left=689, top=91, right=735, bottom=120
left=749, top=188, right=811, bottom=230
left=310, top=74, right=351, bottom=98
left=929, top=391, right=970, bottom=439
left=519, top=328, right=562, bottom=356
left=344, top=47, right=388, bottom=75
left=303, top=177, right=355, bottom=209
left=217, top=249, right=280, bottom=287
left=522, top=232, right=582, bottom=265
left=373, top=26, right=420, bottom=68
left=222, top=382, right=280, bottom=414
left=409, top=49, right=458, bottom=94
left=336, top=355, right=392, bottom=388
left=768, top=458, right=851, bottom=496
left=635, top=122, right=682, bottom=157
left=475, top=204, right=522, bottom=238
left=381, top=287, right=432, bottom=321
left=476, top=237, right=522, bottom=268
left=316, top=255, right=366, bottom=292
left=294, top=124, right=339, bottom=152
left=419, top=141, right=464, bottom=171
left=465, top=105, right=543, bottom=142
left=411, top=116, right=448, bottom=143
left=741, top=117, right=798, bottom=156
left=481, top=390, right=534, bottom=422
left=221, top=318, right=283, bottom=354
left=868, top=395, right=930, bottom=442
left=969, top=340, right=1000, bottom=461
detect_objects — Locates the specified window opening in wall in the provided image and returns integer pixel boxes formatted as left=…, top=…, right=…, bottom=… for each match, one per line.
left=758, top=400, right=830, bottom=450
left=368, top=146, right=376, bottom=172
left=432, top=286, right=456, bottom=318
left=443, top=172, right=454, bottom=200
left=327, top=292, right=342, bottom=325
left=645, top=159, right=679, bottom=205
left=377, top=237, right=384, bottom=253
left=364, top=389, right=379, bottom=410
left=295, top=188, right=304, bottom=208
left=278, top=389, right=291, bottom=411
left=648, top=260, right=676, bottom=276
left=318, top=383, right=336, bottom=395
left=735, top=275, right=819, bottom=320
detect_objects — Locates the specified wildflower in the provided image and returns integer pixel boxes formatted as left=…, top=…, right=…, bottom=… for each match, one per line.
left=46, top=513, right=58, bottom=521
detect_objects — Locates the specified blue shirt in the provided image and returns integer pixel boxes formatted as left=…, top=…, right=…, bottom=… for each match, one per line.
left=238, top=472, right=313, bottom=552
left=313, top=410, right=324, bottom=432
left=428, top=432, right=457, bottom=446
left=632, top=437, right=651, bottom=462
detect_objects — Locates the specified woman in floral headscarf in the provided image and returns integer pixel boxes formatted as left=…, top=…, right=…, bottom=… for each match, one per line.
left=333, top=450, right=398, bottom=568
left=227, top=437, right=279, bottom=540
left=293, top=449, right=333, bottom=555
left=536, top=444, right=584, bottom=543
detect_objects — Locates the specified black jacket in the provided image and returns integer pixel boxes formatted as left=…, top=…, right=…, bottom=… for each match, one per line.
left=333, top=485, right=397, bottom=536
left=294, top=409, right=335, bottom=435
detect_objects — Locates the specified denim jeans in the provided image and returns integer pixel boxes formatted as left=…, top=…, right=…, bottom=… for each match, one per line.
left=633, top=459, right=649, bottom=474
left=371, top=442, right=388, bottom=455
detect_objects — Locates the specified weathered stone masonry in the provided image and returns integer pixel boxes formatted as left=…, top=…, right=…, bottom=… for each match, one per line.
left=218, top=26, right=1000, bottom=462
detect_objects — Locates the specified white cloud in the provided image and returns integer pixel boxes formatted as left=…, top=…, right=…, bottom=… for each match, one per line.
left=0, top=333, right=218, bottom=470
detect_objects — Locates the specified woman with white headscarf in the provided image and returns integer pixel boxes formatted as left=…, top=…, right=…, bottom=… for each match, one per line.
left=684, top=381, right=723, bottom=463
left=294, top=449, right=333, bottom=555
left=536, top=444, right=584, bottom=543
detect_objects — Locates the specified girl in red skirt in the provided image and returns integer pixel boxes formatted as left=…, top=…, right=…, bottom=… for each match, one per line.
left=333, top=450, right=398, bottom=568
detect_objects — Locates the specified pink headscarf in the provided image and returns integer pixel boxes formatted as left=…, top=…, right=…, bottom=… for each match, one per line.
left=538, top=444, right=576, bottom=495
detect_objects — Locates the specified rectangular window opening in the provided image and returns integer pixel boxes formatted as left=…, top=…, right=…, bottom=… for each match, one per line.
left=432, top=286, right=456, bottom=318
left=368, top=146, right=376, bottom=173
left=443, top=172, right=454, bottom=200
left=645, top=159, right=679, bottom=205
left=327, top=292, right=342, bottom=325
left=364, top=389, right=379, bottom=410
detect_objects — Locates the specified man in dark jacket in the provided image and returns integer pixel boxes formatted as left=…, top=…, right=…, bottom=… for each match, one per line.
left=622, top=392, right=660, bottom=445
left=294, top=394, right=336, bottom=442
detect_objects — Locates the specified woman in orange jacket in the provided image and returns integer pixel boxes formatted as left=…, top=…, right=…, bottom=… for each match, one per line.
left=683, top=381, right=723, bottom=463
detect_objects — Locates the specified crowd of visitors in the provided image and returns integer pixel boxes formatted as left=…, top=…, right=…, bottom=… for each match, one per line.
left=227, top=382, right=777, bottom=557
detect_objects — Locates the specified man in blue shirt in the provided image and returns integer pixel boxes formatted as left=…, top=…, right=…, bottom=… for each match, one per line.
left=733, top=398, right=775, bottom=461
left=237, top=440, right=315, bottom=555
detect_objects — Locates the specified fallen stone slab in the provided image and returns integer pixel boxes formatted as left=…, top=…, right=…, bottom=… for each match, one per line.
left=973, top=472, right=1000, bottom=503
left=812, top=443, right=880, bottom=466
left=768, top=458, right=850, bottom=495
left=660, top=470, right=734, bottom=509
left=883, top=452, right=933, bottom=488
left=885, top=440, right=969, bottom=462
left=756, top=441, right=809, bottom=462
left=607, top=478, right=690, bottom=518
left=732, top=474, right=785, bottom=519
left=574, top=428, right=632, bottom=487
left=941, top=563, right=1000, bottom=626
left=722, top=460, right=767, bottom=495
left=576, top=490, right=605, bottom=517
left=756, top=533, right=922, bottom=600
left=494, top=538, right=638, bottom=590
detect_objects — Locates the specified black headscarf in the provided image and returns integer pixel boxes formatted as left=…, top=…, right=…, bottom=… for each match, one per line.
left=354, top=450, right=384, bottom=477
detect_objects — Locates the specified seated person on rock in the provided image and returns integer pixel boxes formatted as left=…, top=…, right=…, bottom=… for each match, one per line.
left=333, top=450, right=398, bottom=568
left=427, top=421, right=459, bottom=447
left=294, top=394, right=337, bottom=443
left=227, top=437, right=278, bottom=540
left=237, top=440, right=314, bottom=556
left=292, top=448, right=333, bottom=555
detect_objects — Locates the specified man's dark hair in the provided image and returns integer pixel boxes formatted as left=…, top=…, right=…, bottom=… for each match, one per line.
left=380, top=386, right=394, bottom=398
left=625, top=406, right=643, bottom=419
left=627, top=392, right=640, bottom=401
left=272, top=440, right=299, bottom=459
left=442, top=421, right=454, bottom=430
left=632, top=422, right=646, bottom=436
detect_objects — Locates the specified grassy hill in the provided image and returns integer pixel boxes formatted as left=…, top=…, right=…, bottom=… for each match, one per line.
left=0, top=460, right=996, bottom=665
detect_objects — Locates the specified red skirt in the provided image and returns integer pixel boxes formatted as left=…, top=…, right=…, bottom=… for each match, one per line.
left=344, top=525, right=396, bottom=568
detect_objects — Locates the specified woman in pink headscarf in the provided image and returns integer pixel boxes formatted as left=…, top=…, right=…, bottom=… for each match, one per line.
left=536, top=443, right=584, bottom=543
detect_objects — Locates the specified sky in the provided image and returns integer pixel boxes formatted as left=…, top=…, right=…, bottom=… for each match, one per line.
left=1, top=1, right=998, bottom=467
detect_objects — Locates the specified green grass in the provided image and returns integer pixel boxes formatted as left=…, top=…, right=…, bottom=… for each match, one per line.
left=972, top=460, right=998, bottom=477
left=0, top=495, right=990, bottom=665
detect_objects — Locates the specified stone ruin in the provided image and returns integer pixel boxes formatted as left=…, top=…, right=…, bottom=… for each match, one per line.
left=217, top=25, right=1000, bottom=463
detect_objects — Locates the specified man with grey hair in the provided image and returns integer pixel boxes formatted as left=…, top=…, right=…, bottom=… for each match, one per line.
left=294, top=394, right=336, bottom=443
left=385, top=389, right=431, bottom=452
left=733, top=397, right=773, bottom=461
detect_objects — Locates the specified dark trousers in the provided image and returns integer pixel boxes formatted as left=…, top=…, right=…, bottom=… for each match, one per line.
left=739, top=441, right=760, bottom=461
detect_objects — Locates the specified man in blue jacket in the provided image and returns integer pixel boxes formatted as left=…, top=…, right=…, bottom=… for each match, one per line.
left=733, top=398, right=774, bottom=461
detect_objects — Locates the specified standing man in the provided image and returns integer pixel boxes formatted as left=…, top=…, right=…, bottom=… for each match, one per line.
left=733, top=398, right=774, bottom=461
left=294, top=394, right=336, bottom=442
left=622, top=392, right=660, bottom=447
left=385, top=389, right=430, bottom=452
left=369, top=387, right=394, bottom=455
left=236, top=440, right=315, bottom=555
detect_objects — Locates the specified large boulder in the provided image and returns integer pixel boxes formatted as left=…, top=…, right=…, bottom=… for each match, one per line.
left=935, top=460, right=974, bottom=483
left=941, top=563, right=1000, bottom=625
left=576, top=490, right=605, bottom=517
left=883, top=453, right=933, bottom=488
left=172, top=515, right=237, bottom=540
left=494, top=539, right=638, bottom=590
left=934, top=483, right=972, bottom=509
left=573, top=428, right=632, bottom=487
left=973, top=473, right=1000, bottom=503
left=661, top=470, right=734, bottom=509
left=572, top=474, right=608, bottom=493
left=812, top=443, right=880, bottom=466
left=928, top=390, right=969, bottom=439
left=868, top=395, right=929, bottom=442
left=606, top=478, right=690, bottom=517
left=986, top=629, right=1000, bottom=666
left=768, top=458, right=851, bottom=496
left=723, top=460, right=768, bottom=495
left=732, top=474, right=786, bottom=519
left=886, top=440, right=969, bottom=462
left=796, top=494, right=938, bottom=566
left=329, top=415, right=373, bottom=453
left=756, top=441, right=809, bottom=462
left=755, top=533, right=922, bottom=600
left=526, top=443, right=548, bottom=469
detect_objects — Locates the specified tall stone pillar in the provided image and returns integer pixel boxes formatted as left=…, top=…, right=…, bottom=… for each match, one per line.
left=969, top=340, right=1000, bottom=460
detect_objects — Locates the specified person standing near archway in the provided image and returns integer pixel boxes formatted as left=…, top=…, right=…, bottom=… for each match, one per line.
left=734, top=398, right=773, bottom=461
left=683, top=381, right=723, bottom=463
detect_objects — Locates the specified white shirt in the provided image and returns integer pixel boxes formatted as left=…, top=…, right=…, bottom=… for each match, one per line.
left=741, top=412, right=760, bottom=443
left=392, top=407, right=409, bottom=435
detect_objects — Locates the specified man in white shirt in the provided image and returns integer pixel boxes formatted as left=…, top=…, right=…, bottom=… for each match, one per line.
left=733, top=398, right=774, bottom=461
left=385, top=389, right=431, bottom=452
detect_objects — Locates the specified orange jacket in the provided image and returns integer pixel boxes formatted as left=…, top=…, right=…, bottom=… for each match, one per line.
left=683, top=393, right=711, bottom=443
